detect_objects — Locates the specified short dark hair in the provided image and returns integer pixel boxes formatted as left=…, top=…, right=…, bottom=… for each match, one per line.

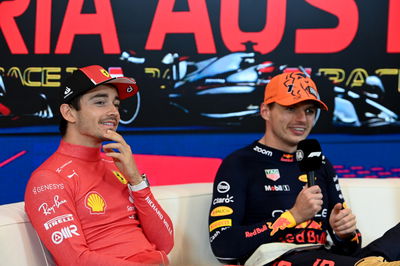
left=59, top=95, right=82, bottom=136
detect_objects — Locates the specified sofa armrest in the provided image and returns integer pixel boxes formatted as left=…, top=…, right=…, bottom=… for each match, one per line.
left=339, top=178, right=400, bottom=246
left=0, top=202, right=55, bottom=266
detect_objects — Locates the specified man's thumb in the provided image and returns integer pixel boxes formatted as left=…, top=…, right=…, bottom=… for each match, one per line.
left=333, top=203, right=342, bottom=212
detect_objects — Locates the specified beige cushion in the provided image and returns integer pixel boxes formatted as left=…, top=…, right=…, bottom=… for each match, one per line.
left=1, top=179, right=400, bottom=265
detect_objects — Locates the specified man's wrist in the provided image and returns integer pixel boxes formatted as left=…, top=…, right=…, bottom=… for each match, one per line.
left=128, top=174, right=150, bottom=191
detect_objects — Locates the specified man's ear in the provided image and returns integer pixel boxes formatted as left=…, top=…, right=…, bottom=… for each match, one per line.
left=59, top=104, right=76, bottom=123
left=259, top=102, right=271, bottom=121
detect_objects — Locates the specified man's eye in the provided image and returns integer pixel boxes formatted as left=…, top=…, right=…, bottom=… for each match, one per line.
left=306, top=108, right=316, bottom=114
left=114, top=103, right=120, bottom=109
left=95, top=101, right=105, bottom=105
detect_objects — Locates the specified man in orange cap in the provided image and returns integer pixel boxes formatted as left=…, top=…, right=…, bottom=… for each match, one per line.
left=208, top=72, right=400, bottom=265
left=25, top=65, right=173, bottom=265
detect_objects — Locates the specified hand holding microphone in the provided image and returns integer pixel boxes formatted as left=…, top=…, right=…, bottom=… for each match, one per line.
left=296, top=139, right=323, bottom=187
left=289, top=139, right=324, bottom=223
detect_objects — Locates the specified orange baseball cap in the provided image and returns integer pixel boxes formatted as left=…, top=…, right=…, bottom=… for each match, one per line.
left=264, top=72, right=328, bottom=111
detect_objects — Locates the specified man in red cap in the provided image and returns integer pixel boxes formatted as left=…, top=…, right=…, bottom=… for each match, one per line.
left=25, top=65, right=173, bottom=265
left=208, top=72, right=400, bottom=265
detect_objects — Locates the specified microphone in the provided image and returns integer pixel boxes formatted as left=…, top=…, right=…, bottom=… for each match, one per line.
left=296, top=139, right=323, bottom=187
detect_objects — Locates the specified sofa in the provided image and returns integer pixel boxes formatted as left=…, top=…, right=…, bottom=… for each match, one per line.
left=1, top=178, right=400, bottom=266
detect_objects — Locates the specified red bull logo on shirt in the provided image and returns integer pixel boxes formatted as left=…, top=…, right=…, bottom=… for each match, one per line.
left=268, top=217, right=292, bottom=236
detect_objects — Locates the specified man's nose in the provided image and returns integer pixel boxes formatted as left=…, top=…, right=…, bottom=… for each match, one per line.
left=107, top=104, right=119, bottom=116
left=295, top=110, right=307, bottom=122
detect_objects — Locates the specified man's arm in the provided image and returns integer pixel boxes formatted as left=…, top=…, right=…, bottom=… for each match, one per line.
left=323, top=159, right=362, bottom=254
left=102, top=130, right=173, bottom=253
left=209, top=156, right=296, bottom=263
left=25, top=170, right=155, bottom=266
left=129, top=187, right=174, bottom=253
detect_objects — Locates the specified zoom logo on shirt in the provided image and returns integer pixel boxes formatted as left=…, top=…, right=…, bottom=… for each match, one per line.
left=253, top=145, right=273, bottom=156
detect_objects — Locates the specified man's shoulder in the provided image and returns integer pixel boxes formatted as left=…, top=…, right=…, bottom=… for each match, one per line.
left=223, top=141, right=259, bottom=163
left=30, top=150, right=78, bottom=183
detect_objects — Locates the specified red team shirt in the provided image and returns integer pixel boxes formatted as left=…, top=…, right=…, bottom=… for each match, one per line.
left=25, top=140, right=174, bottom=265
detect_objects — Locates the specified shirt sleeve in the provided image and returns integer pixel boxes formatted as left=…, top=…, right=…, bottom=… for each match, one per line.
left=24, top=170, right=154, bottom=266
left=322, top=158, right=362, bottom=254
left=208, top=155, right=293, bottom=263
left=129, top=188, right=174, bottom=254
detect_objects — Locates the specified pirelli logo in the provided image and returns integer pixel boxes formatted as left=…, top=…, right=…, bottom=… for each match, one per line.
left=209, top=219, right=232, bottom=232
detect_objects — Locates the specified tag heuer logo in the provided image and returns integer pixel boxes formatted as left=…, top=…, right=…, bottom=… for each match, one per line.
left=265, top=169, right=280, bottom=181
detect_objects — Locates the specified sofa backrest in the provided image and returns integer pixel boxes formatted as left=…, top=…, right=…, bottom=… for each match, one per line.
left=1, top=179, right=400, bottom=266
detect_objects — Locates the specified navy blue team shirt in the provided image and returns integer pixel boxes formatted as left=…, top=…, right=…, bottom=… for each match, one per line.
left=208, top=141, right=361, bottom=263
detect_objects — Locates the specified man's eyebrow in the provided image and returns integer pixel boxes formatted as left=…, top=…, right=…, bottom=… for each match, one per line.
left=89, top=93, right=109, bottom=100
left=89, top=93, right=120, bottom=101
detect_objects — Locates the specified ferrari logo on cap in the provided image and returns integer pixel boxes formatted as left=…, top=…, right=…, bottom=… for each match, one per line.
left=100, top=69, right=110, bottom=77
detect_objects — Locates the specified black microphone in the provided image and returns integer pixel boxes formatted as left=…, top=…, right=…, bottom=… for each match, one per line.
left=296, top=139, right=323, bottom=187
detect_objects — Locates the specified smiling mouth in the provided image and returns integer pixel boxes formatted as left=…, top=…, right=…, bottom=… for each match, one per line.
left=290, top=127, right=307, bottom=135
left=100, top=120, right=117, bottom=127
left=293, top=127, right=305, bottom=132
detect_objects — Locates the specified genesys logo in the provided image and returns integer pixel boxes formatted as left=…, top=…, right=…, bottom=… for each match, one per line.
left=217, top=181, right=230, bottom=193
left=51, top=225, right=80, bottom=244
left=44, top=214, right=74, bottom=230
left=210, top=206, right=233, bottom=217
left=33, top=183, right=64, bottom=194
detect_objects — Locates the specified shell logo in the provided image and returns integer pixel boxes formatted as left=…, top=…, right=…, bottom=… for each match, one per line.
left=85, top=192, right=107, bottom=214
left=210, top=206, right=233, bottom=217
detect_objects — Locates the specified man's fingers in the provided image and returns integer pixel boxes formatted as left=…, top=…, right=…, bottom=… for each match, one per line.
left=103, top=142, right=123, bottom=152
left=103, top=130, right=127, bottom=144
left=333, top=203, right=342, bottom=210
left=104, top=151, right=123, bottom=161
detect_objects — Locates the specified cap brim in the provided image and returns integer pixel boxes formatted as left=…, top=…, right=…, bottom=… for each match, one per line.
left=277, top=98, right=328, bottom=111
left=104, top=77, right=139, bottom=100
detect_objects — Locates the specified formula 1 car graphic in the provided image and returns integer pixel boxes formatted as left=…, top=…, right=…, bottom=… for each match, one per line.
left=333, top=75, right=399, bottom=127
left=0, top=74, right=55, bottom=127
left=119, top=50, right=313, bottom=128
left=119, top=50, right=400, bottom=130
left=0, top=50, right=399, bottom=132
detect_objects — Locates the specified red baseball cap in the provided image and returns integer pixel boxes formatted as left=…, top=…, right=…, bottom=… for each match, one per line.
left=61, top=65, right=139, bottom=104
left=264, top=72, right=328, bottom=111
